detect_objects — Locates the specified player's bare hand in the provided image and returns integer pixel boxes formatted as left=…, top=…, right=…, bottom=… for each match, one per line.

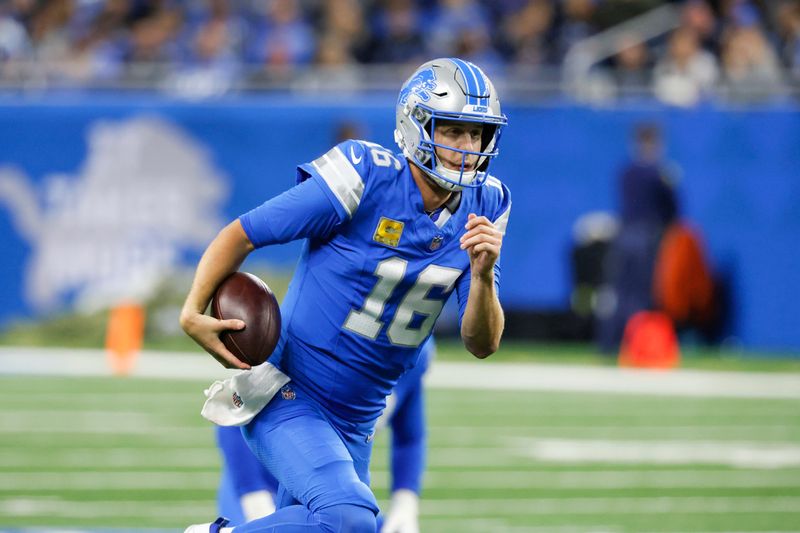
left=179, top=312, right=251, bottom=370
left=460, top=213, right=502, bottom=278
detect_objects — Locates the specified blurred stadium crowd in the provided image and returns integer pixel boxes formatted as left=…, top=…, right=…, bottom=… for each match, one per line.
left=0, top=0, right=798, bottom=104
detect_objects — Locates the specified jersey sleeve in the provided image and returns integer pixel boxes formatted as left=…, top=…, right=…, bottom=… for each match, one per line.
left=296, top=139, right=371, bottom=221
left=454, top=177, right=511, bottom=327
left=238, top=177, right=343, bottom=247
left=239, top=140, right=373, bottom=248
left=485, top=176, right=512, bottom=236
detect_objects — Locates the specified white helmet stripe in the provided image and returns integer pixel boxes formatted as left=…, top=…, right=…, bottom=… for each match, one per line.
left=449, top=58, right=488, bottom=105
left=311, top=146, right=364, bottom=217
left=472, top=63, right=488, bottom=96
left=449, top=58, right=477, bottom=105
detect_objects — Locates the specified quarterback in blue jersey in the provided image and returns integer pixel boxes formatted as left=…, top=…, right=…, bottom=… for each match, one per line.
left=181, top=57, right=511, bottom=533
left=216, top=339, right=434, bottom=532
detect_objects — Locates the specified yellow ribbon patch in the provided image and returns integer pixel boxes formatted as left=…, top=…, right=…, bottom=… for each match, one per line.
left=373, top=217, right=404, bottom=247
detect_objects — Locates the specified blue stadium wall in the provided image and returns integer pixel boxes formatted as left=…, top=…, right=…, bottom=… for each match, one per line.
left=0, top=95, right=797, bottom=352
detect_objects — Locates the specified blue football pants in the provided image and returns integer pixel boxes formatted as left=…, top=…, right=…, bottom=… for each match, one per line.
left=237, top=385, right=379, bottom=532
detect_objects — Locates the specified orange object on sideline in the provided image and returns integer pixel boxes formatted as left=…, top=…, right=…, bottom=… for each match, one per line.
left=653, top=222, right=715, bottom=327
left=619, top=311, right=680, bottom=369
left=105, top=303, right=145, bottom=375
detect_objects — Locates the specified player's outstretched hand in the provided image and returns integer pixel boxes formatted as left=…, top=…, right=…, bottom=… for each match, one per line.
left=180, top=312, right=251, bottom=370
left=460, top=213, right=502, bottom=279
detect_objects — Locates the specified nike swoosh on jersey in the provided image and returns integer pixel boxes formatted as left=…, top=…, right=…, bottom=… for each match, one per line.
left=350, top=145, right=363, bottom=165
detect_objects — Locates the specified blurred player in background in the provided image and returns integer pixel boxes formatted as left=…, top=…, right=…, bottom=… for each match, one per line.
left=216, top=339, right=434, bottom=533
left=597, top=123, right=678, bottom=353
left=181, top=57, right=510, bottom=532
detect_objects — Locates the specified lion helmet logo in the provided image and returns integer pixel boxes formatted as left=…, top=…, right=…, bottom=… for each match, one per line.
left=398, top=68, right=437, bottom=105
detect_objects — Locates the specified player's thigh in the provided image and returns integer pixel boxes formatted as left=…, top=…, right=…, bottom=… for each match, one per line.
left=243, top=392, right=377, bottom=514
left=340, top=427, right=374, bottom=489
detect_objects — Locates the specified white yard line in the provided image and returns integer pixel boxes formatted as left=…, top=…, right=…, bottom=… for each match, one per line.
left=418, top=496, right=800, bottom=515
left=514, top=438, right=800, bottom=469
left=1, top=347, right=800, bottom=399
left=0, top=471, right=219, bottom=490
left=0, top=448, right=217, bottom=468
left=426, top=361, right=800, bottom=399
left=0, top=347, right=224, bottom=380
left=0, top=498, right=211, bottom=519
left=372, top=468, right=800, bottom=489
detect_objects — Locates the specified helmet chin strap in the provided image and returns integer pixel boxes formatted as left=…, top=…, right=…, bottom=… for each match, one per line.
left=432, top=162, right=477, bottom=191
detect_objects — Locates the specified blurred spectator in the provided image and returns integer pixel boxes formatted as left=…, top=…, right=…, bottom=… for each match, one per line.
left=168, top=0, right=245, bottom=97
left=60, top=0, right=128, bottom=82
left=29, top=0, right=74, bottom=67
left=452, top=23, right=504, bottom=70
left=497, top=0, right=554, bottom=69
left=680, top=0, right=719, bottom=53
left=248, top=0, right=315, bottom=69
left=0, top=1, right=33, bottom=63
left=0, top=0, right=793, bottom=103
left=612, top=33, right=652, bottom=96
left=552, top=0, right=597, bottom=64
left=776, top=1, right=800, bottom=84
left=122, top=7, right=183, bottom=82
left=317, top=0, right=368, bottom=63
left=597, top=123, right=679, bottom=353
left=720, top=26, right=786, bottom=102
left=426, top=0, right=491, bottom=56
left=719, top=0, right=762, bottom=30
left=365, top=0, right=426, bottom=66
left=653, top=27, right=719, bottom=107
left=294, top=31, right=362, bottom=91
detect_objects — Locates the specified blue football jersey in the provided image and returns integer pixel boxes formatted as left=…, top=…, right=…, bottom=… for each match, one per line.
left=240, top=140, right=511, bottom=423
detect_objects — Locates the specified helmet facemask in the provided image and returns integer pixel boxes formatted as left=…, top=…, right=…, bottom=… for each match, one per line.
left=407, top=105, right=505, bottom=192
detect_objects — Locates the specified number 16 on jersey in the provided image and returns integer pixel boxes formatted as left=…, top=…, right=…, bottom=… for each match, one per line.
left=344, top=257, right=460, bottom=347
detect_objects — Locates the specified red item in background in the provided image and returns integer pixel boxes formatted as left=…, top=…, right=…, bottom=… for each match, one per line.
left=653, top=222, right=715, bottom=328
left=619, top=311, right=680, bottom=369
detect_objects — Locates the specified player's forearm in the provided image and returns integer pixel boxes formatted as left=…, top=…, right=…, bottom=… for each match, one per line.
left=460, top=273, right=504, bottom=358
left=180, top=220, right=254, bottom=322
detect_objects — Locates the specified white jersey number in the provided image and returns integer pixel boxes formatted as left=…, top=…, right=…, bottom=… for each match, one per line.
left=363, top=142, right=401, bottom=170
left=344, top=257, right=460, bottom=347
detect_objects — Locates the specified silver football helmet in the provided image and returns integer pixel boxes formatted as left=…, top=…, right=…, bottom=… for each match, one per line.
left=394, top=58, right=507, bottom=191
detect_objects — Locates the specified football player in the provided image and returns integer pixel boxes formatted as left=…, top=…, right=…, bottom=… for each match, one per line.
left=181, top=57, right=510, bottom=533
left=215, top=339, right=434, bottom=532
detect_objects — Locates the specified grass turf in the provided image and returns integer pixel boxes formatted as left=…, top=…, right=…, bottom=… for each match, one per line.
left=1, top=374, right=798, bottom=532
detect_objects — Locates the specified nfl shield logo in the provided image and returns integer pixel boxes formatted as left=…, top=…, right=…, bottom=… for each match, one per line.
left=429, top=235, right=443, bottom=251
left=281, top=385, right=296, bottom=400
left=231, top=392, right=243, bottom=408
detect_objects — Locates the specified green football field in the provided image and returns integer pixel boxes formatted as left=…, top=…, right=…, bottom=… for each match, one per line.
left=1, top=358, right=799, bottom=532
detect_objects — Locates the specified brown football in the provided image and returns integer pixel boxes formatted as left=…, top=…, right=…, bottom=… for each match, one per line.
left=210, top=272, right=281, bottom=366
